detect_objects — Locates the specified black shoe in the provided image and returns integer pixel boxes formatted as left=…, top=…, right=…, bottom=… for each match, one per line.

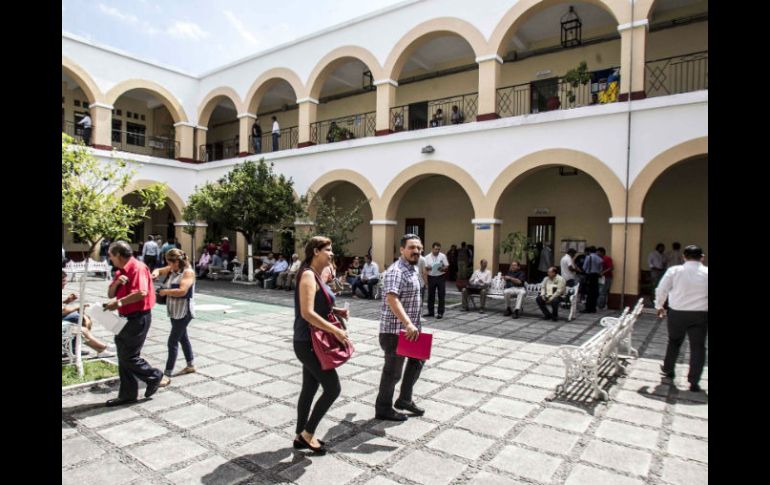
left=512, top=310, right=519, bottom=319
left=436, top=314, right=443, bottom=319
left=689, top=383, right=702, bottom=392
left=293, top=437, right=325, bottom=449
left=295, top=434, right=326, bottom=455
left=394, top=400, right=425, bottom=416
left=375, top=410, right=408, bottom=421
left=503, top=308, right=512, bottom=316
left=145, top=375, right=169, bottom=398
left=659, top=364, right=675, bottom=379
left=106, top=397, right=137, bottom=407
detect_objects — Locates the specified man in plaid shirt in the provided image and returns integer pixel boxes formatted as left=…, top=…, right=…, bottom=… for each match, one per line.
left=375, top=234, right=426, bottom=421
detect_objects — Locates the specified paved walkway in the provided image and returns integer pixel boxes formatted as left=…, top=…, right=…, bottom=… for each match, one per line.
left=62, top=277, right=707, bottom=485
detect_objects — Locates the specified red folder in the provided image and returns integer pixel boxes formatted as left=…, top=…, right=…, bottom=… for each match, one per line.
left=396, top=330, right=432, bottom=360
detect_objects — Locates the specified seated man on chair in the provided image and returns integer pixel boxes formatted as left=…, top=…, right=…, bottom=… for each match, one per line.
left=503, top=261, right=527, bottom=318
left=62, top=270, right=115, bottom=358
left=536, top=266, right=566, bottom=321
left=461, top=259, right=492, bottom=313
left=353, top=254, right=380, bottom=299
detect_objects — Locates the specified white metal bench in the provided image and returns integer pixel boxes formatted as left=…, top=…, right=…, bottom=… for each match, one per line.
left=231, top=263, right=246, bottom=282
left=554, top=298, right=644, bottom=400
left=470, top=275, right=579, bottom=321
left=64, top=258, right=111, bottom=281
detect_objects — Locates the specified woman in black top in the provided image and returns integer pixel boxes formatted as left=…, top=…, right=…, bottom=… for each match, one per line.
left=293, top=236, right=351, bottom=454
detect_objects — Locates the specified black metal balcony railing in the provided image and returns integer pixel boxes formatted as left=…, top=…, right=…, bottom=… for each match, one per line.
left=645, top=51, right=708, bottom=98
left=390, top=92, right=478, bottom=132
left=110, top=130, right=179, bottom=159
left=199, top=138, right=239, bottom=162
left=496, top=67, right=621, bottom=118
left=309, top=111, right=376, bottom=144
left=246, top=126, right=299, bottom=155
left=63, top=120, right=86, bottom=143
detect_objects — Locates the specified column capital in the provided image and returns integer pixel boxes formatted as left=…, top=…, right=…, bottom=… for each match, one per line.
left=370, top=220, right=398, bottom=226
left=173, top=121, right=197, bottom=128
left=195, top=125, right=208, bottom=131
left=173, top=221, right=208, bottom=227
left=296, top=97, right=319, bottom=105
left=88, top=102, right=114, bottom=110
left=609, top=216, right=644, bottom=224
left=475, top=54, right=503, bottom=65
left=237, top=113, right=257, bottom=120
left=617, top=19, right=649, bottom=32
left=374, top=79, right=399, bottom=87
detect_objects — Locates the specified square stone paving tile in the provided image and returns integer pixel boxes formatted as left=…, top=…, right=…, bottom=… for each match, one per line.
left=421, top=368, right=464, bottom=384
left=327, top=400, right=376, bottom=421
left=673, top=401, right=708, bottom=419
left=242, top=402, right=296, bottom=427
left=580, top=440, right=653, bottom=476
left=232, top=432, right=300, bottom=469
left=426, top=428, right=495, bottom=460
left=671, top=414, right=708, bottom=438
left=613, top=389, right=668, bottom=411
left=210, top=390, right=270, bottom=413
left=534, top=407, right=594, bottom=433
left=419, top=399, right=465, bottom=422
left=661, top=456, right=709, bottom=485
left=480, top=396, right=539, bottom=419
left=165, top=454, right=252, bottom=485
left=467, top=471, right=528, bottom=484
left=487, top=445, right=562, bottom=483
left=160, top=403, right=225, bottom=429
left=431, top=387, right=487, bottom=407
left=191, top=418, right=262, bottom=447
left=252, top=379, right=299, bottom=399
left=220, top=371, right=274, bottom=388
left=362, top=477, right=402, bottom=485
left=62, top=435, right=105, bottom=466
left=370, top=417, right=438, bottom=442
left=455, top=410, right=518, bottom=438
left=455, top=375, right=506, bottom=393
left=473, top=365, right=516, bottom=381
left=435, top=359, right=480, bottom=373
left=595, top=421, right=660, bottom=450
left=97, top=418, right=169, bottom=447
left=512, top=424, right=581, bottom=455
left=62, top=456, right=140, bottom=485
left=184, top=381, right=237, bottom=399
left=74, top=406, right=141, bottom=429
left=388, top=450, right=468, bottom=485
left=281, top=455, right=365, bottom=484
left=127, top=435, right=209, bottom=470
left=498, top=383, right=553, bottom=402
left=605, top=403, right=665, bottom=428
left=335, top=431, right=403, bottom=465
left=517, top=373, right=564, bottom=389
left=494, top=358, right=533, bottom=371
left=564, top=464, right=645, bottom=485
left=196, top=363, right=244, bottom=378
left=228, top=355, right=274, bottom=370
left=260, top=362, right=303, bottom=378
left=667, top=434, right=708, bottom=463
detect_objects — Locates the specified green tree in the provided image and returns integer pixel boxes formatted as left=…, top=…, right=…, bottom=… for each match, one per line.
left=62, top=134, right=166, bottom=375
left=298, top=190, right=370, bottom=265
left=185, top=159, right=301, bottom=281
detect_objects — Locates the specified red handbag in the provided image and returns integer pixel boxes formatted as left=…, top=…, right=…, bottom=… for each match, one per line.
left=309, top=271, right=354, bottom=370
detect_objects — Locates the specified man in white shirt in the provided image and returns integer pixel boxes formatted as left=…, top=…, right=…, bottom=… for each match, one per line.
left=271, top=116, right=280, bottom=151
left=461, top=259, right=492, bottom=313
left=354, top=254, right=380, bottom=299
left=560, top=248, right=578, bottom=287
left=141, top=235, right=160, bottom=269
left=277, top=253, right=301, bottom=290
left=656, top=245, right=708, bottom=392
left=77, top=113, right=92, bottom=145
left=416, top=253, right=427, bottom=303
left=664, top=242, right=685, bottom=268
left=648, top=243, right=666, bottom=286
left=264, top=254, right=288, bottom=288
left=423, top=242, right=449, bottom=318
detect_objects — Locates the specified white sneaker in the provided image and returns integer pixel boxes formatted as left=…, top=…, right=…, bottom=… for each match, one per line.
left=97, top=349, right=116, bottom=358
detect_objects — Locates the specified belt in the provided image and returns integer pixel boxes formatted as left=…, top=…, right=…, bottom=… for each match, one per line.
left=121, top=309, right=152, bottom=319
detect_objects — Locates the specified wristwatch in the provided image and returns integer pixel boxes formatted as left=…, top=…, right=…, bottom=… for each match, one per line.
left=117, top=299, right=123, bottom=308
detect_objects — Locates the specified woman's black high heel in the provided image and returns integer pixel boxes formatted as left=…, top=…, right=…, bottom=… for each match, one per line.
left=294, top=434, right=326, bottom=454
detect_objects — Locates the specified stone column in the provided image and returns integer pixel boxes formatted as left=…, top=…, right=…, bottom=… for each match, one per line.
left=297, top=98, right=318, bottom=148
left=194, top=126, right=207, bottom=162
left=618, top=20, right=648, bottom=101
left=475, top=55, right=502, bottom=121
left=237, top=113, right=255, bottom=156
left=370, top=220, right=397, bottom=270
left=374, top=79, right=398, bottom=135
left=609, top=216, right=644, bottom=309
left=173, top=122, right=196, bottom=162
left=89, top=103, right=113, bottom=150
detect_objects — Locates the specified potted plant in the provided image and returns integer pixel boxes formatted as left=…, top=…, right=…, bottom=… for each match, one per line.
left=564, top=61, right=591, bottom=107
left=500, top=231, right=537, bottom=278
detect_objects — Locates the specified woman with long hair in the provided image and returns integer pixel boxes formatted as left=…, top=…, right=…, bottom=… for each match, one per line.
left=293, top=236, right=351, bottom=454
left=153, top=248, right=196, bottom=380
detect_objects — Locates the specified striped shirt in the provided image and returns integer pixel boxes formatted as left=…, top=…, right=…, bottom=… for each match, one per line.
left=165, top=268, right=195, bottom=320
left=379, top=257, right=422, bottom=334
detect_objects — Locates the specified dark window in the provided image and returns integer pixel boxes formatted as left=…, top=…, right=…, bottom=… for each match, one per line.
left=530, top=78, right=560, bottom=114
left=134, top=113, right=139, bottom=119
left=140, top=114, right=145, bottom=121
left=83, top=102, right=89, bottom=109
left=74, top=100, right=81, bottom=107
left=127, top=111, right=132, bottom=118
left=112, top=119, right=122, bottom=143
left=117, top=109, right=122, bottom=116
left=126, top=122, right=146, bottom=146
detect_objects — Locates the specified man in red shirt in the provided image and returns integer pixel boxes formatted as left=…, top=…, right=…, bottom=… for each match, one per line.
left=104, top=241, right=168, bottom=406
left=221, top=236, right=230, bottom=260
left=597, top=247, right=614, bottom=310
